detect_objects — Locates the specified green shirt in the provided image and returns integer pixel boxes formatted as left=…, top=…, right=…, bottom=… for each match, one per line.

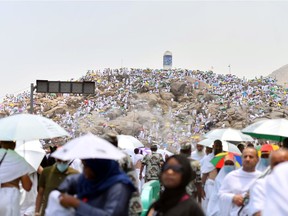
left=39, top=164, right=78, bottom=215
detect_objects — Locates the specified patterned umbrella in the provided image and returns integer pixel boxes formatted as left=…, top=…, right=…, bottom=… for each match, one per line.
left=210, top=152, right=242, bottom=168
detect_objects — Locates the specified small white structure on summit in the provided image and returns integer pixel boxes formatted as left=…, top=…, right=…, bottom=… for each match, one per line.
left=163, top=51, right=172, bottom=70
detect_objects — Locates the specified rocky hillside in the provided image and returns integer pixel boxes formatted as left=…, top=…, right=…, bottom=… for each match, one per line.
left=269, top=64, right=288, bottom=86
left=1, top=69, right=287, bottom=150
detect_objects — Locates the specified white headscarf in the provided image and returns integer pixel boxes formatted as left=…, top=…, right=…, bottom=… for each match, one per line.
left=206, top=156, right=237, bottom=216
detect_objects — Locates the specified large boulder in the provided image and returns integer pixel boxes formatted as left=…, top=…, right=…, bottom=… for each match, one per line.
left=159, top=92, right=175, bottom=101
left=171, top=82, right=187, bottom=97
left=44, top=105, right=68, bottom=118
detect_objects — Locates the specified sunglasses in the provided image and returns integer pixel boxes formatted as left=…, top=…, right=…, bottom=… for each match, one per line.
left=162, top=164, right=183, bottom=173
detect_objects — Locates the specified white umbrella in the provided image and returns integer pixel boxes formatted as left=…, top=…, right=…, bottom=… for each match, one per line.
left=52, top=133, right=126, bottom=161
left=157, top=149, right=173, bottom=157
left=198, top=139, right=214, bottom=148
left=242, top=118, right=288, bottom=142
left=204, top=128, right=254, bottom=142
left=15, top=140, right=46, bottom=171
left=117, top=135, right=144, bottom=150
left=198, top=139, right=241, bottom=154
left=0, top=149, right=34, bottom=183
left=0, top=113, right=70, bottom=141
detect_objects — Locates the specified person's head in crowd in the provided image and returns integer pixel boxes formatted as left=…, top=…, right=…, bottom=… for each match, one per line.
left=242, top=147, right=259, bottom=172
left=179, top=143, right=191, bottom=157
left=223, top=154, right=236, bottom=173
left=196, top=144, right=204, bottom=152
left=246, top=142, right=255, bottom=148
left=282, top=138, right=288, bottom=149
left=237, top=143, right=245, bottom=153
left=55, top=159, right=70, bottom=173
left=0, top=141, right=16, bottom=150
left=134, top=148, right=139, bottom=154
left=216, top=154, right=237, bottom=185
left=79, top=158, right=134, bottom=198
left=160, top=155, right=192, bottom=189
left=256, top=145, right=273, bottom=171
left=213, top=140, right=223, bottom=155
left=150, top=144, right=158, bottom=152
left=152, top=155, right=195, bottom=214
left=205, top=147, right=213, bottom=155
left=270, top=149, right=288, bottom=170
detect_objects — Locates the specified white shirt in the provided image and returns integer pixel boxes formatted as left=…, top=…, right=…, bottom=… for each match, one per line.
left=191, top=150, right=205, bottom=161
left=218, top=168, right=261, bottom=216
left=263, top=162, right=288, bottom=216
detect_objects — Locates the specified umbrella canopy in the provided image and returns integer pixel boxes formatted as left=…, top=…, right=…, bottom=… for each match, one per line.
left=260, top=144, right=280, bottom=152
left=117, top=135, right=144, bottom=150
left=0, top=113, right=70, bottom=142
left=210, top=152, right=242, bottom=168
left=198, top=139, right=242, bottom=154
left=256, top=144, right=279, bottom=157
left=52, top=133, right=126, bottom=161
left=204, top=128, right=254, bottom=142
left=198, top=139, right=214, bottom=148
left=15, top=140, right=46, bottom=171
left=242, top=118, right=288, bottom=142
left=0, top=149, right=34, bottom=183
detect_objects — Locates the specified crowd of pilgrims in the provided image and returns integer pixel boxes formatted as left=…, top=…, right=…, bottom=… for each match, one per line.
left=0, top=68, right=287, bottom=144
left=1, top=136, right=288, bottom=216
left=0, top=68, right=288, bottom=215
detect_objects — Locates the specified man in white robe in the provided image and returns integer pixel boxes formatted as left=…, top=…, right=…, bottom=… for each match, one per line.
left=218, top=147, right=261, bottom=216
left=262, top=161, right=288, bottom=216
left=206, top=154, right=237, bottom=216
left=247, top=149, right=288, bottom=216
left=191, top=144, right=205, bottom=161
left=201, top=140, right=223, bottom=212
left=0, top=141, right=34, bottom=216
left=133, top=148, right=144, bottom=192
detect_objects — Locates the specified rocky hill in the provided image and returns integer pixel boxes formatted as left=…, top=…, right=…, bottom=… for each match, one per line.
left=269, top=64, right=288, bottom=86
left=1, top=69, right=287, bottom=150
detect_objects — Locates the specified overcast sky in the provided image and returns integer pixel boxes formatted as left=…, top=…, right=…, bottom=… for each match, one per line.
left=0, top=1, right=287, bottom=99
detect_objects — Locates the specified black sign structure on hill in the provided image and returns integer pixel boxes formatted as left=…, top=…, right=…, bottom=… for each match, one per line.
left=30, top=80, right=95, bottom=114
left=36, top=80, right=95, bottom=94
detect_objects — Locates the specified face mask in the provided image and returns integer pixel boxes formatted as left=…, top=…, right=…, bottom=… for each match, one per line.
left=56, top=163, right=69, bottom=173
left=224, top=165, right=235, bottom=173
left=261, top=158, right=269, bottom=167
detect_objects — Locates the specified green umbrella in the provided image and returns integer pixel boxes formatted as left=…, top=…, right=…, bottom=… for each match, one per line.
left=242, top=118, right=288, bottom=142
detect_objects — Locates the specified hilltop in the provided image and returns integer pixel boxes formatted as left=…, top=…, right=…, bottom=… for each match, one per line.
left=269, top=64, right=288, bottom=86
left=1, top=69, right=287, bottom=150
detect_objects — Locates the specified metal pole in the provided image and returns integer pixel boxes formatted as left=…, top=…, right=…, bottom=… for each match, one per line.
left=30, top=83, right=34, bottom=114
